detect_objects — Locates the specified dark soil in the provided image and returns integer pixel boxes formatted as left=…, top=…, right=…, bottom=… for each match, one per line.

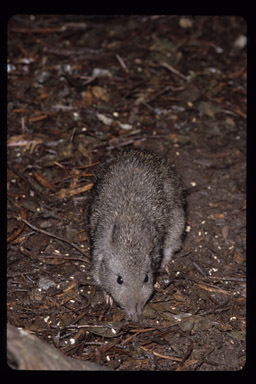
left=7, top=15, right=246, bottom=371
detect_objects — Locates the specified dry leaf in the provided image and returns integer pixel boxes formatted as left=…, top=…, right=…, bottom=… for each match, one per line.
left=221, top=225, right=229, bottom=239
left=91, top=86, right=109, bottom=101
left=33, top=172, right=57, bottom=192
left=198, top=101, right=222, bottom=118
left=210, top=213, right=225, bottom=220
left=7, top=134, right=44, bottom=147
left=80, top=90, right=93, bottom=107
left=233, top=250, right=245, bottom=265
left=57, top=183, right=93, bottom=199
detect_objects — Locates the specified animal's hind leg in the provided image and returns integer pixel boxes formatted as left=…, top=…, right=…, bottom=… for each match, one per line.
left=161, top=208, right=185, bottom=270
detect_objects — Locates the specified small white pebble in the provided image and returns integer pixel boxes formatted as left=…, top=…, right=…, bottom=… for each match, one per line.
left=179, top=17, right=193, bottom=28
left=234, top=35, right=247, bottom=49
left=215, top=46, right=223, bottom=54
left=208, top=267, right=218, bottom=276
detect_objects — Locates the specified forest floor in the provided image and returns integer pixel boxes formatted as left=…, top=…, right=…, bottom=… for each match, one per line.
left=7, top=15, right=246, bottom=370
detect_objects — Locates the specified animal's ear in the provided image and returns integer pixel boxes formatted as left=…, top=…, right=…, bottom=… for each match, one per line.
left=101, top=221, right=119, bottom=247
left=110, top=222, right=121, bottom=244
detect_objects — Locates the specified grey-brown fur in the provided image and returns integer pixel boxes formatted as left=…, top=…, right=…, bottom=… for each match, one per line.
left=88, top=149, right=185, bottom=321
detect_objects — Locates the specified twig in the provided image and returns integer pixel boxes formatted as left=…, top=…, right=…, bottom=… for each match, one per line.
left=181, top=339, right=193, bottom=364
left=193, top=262, right=207, bottom=277
left=140, top=346, right=182, bottom=362
left=227, top=61, right=246, bottom=79
left=146, top=85, right=172, bottom=104
left=116, top=54, right=129, bottom=73
left=11, top=26, right=67, bottom=34
left=121, top=328, right=155, bottom=345
left=52, top=105, right=75, bottom=111
left=38, top=254, right=89, bottom=263
left=179, top=250, right=192, bottom=258
left=7, top=207, right=26, bottom=243
left=192, top=346, right=216, bottom=370
left=160, top=62, right=188, bottom=81
left=8, top=165, right=50, bottom=203
left=44, top=47, right=104, bottom=57
left=11, top=22, right=88, bottom=35
left=21, top=218, right=89, bottom=260
left=204, top=275, right=246, bottom=283
left=55, top=324, right=119, bottom=330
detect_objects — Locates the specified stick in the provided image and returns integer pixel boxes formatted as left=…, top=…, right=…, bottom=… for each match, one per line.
left=160, top=62, right=188, bottom=81
left=21, top=218, right=89, bottom=260
left=140, top=346, right=182, bottom=362
left=116, top=54, right=129, bottom=73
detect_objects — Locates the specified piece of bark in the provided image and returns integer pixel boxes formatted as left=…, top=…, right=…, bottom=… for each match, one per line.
left=7, top=324, right=111, bottom=370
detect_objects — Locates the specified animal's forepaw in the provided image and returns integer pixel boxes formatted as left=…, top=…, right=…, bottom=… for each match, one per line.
left=162, top=263, right=170, bottom=274
left=105, top=293, right=113, bottom=306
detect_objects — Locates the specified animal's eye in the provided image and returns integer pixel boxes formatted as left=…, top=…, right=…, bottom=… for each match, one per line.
left=144, top=274, right=149, bottom=283
left=117, top=275, right=123, bottom=285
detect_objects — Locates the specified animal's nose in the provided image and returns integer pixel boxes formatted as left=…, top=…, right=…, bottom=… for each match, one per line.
left=127, top=302, right=143, bottom=322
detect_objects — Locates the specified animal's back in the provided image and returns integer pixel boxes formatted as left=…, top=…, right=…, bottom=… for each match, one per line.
left=89, top=149, right=183, bottom=237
